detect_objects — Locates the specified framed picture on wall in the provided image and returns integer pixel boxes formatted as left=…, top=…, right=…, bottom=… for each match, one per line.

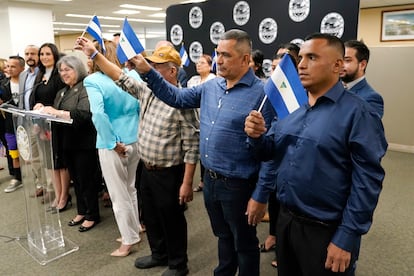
left=381, top=9, right=414, bottom=41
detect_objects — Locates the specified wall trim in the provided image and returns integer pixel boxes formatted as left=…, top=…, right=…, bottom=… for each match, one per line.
left=388, top=143, right=414, bottom=153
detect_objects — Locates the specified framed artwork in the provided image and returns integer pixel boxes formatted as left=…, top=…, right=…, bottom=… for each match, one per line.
left=381, top=9, right=414, bottom=41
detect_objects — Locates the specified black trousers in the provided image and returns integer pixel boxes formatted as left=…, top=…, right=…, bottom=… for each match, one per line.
left=268, top=191, right=279, bottom=236
left=276, top=206, right=356, bottom=276
left=140, top=164, right=188, bottom=269
left=65, top=149, right=100, bottom=221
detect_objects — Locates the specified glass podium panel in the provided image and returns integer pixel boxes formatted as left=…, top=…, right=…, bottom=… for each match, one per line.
left=1, top=106, right=78, bottom=265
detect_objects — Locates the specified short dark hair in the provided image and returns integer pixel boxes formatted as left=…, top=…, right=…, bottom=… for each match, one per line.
left=8, top=55, right=25, bottom=67
left=276, top=43, right=300, bottom=57
left=344, top=40, right=370, bottom=63
left=113, top=32, right=121, bottom=37
left=305, top=33, right=345, bottom=57
left=220, top=29, right=252, bottom=54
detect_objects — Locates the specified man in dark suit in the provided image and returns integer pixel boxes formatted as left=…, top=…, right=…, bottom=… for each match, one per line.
left=340, top=40, right=384, bottom=118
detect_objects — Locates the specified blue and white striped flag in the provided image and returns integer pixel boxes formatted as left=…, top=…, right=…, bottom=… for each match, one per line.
left=211, top=49, right=217, bottom=72
left=180, top=44, right=190, bottom=67
left=117, top=18, right=144, bottom=64
left=263, top=54, right=307, bottom=119
left=86, top=16, right=106, bottom=53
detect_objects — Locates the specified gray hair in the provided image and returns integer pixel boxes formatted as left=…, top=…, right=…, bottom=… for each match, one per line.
left=219, top=29, right=252, bottom=54
left=56, top=55, right=88, bottom=82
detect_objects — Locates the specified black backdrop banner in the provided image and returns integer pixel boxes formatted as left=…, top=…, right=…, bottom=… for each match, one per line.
left=166, top=0, right=360, bottom=77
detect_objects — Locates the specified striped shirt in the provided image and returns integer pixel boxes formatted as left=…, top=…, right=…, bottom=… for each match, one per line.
left=115, top=72, right=199, bottom=167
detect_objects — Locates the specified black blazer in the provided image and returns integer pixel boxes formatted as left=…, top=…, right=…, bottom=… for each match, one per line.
left=29, top=68, right=65, bottom=109
left=53, top=81, right=96, bottom=151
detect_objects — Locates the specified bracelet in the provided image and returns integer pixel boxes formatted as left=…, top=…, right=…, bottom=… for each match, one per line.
left=90, top=50, right=99, bottom=60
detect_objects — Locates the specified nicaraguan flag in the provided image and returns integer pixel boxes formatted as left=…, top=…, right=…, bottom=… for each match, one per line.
left=264, top=54, right=307, bottom=119
left=211, top=49, right=217, bottom=72
left=86, top=16, right=106, bottom=53
left=180, top=44, right=190, bottom=67
left=117, top=18, right=144, bottom=64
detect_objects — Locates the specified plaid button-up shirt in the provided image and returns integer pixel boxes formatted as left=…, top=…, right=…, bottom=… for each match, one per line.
left=116, top=72, right=199, bottom=167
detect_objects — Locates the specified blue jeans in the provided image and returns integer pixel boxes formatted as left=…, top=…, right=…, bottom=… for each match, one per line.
left=203, top=172, right=260, bottom=276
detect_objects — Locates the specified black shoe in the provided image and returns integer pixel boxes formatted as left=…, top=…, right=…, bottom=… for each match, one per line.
left=134, top=255, right=168, bottom=269
left=52, top=195, right=72, bottom=214
left=78, top=220, right=99, bottom=232
left=162, top=267, right=189, bottom=276
left=68, top=217, right=85, bottom=226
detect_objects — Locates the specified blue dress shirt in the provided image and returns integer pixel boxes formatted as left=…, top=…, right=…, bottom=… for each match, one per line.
left=249, top=81, right=387, bottom=252
left=142, top=68, right=276, bottom=180
left=348, top=77, right=384, bottom=118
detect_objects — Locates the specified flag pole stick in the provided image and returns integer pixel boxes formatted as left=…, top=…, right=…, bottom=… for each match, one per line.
left=74, top=14, right=95, bottom=49
left=257, top=95, right=267, bottom=113
left=80, top=13, right=95, bottom=39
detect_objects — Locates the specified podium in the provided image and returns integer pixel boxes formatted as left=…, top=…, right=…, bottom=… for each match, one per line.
left=0, top=105, right=78, bottom=265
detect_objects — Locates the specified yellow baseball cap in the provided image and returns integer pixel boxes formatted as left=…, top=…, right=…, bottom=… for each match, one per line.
left=146, top=46, right=181, bottom=66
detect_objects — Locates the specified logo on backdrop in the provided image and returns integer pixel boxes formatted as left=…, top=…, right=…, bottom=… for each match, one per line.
left=233, top=1, right=250, bottom=26
left=210, top=22, right=226, bottom=45
left=289, top=0, right=310, bottom=22
left=170, top=24, right=184, bottom=45
left=189, top=41, right=203, bottom=63
left=290, top=38, right=304, bottom=46
left=259, top=18, right=278, bottom=44
left=189, top=6, right=203, bottom=29
left=320, top=12, right=345, bottom=38
left=263, top=59, right=272, bottom=78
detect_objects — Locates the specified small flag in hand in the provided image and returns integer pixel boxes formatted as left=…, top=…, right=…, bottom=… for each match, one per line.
left=86, top=16, right=106, bottom=53
left=117, top=18, right=145, bottom=64
left=211, top=49, right=217, bottom=72
left=180, top=44, right=190, bottom=67
left=264, top=54, right=307, bottom=119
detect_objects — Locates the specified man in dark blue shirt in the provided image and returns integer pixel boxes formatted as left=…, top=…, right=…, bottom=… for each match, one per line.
left=245, top=33, right=387, bottom=276
left=340, top=40, right=384, bottom=118
left=130, top=29, right=275, bottom=276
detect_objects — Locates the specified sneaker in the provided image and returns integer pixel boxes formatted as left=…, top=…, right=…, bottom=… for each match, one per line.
left=4, top=179, right=23, bottom=193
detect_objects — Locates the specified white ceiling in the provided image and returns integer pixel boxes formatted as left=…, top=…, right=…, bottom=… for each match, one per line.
left=10, top=0, right=414, bottom=37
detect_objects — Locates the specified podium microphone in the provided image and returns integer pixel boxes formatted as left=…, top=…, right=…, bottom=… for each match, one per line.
left=0, top=80, right=46, bottom=107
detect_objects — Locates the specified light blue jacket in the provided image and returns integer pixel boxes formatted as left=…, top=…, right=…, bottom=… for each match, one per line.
left=84, top=72, right=139, bottom=149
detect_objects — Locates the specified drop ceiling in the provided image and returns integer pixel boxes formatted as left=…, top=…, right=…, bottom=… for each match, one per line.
left=9, top=0, right=414, bottom=37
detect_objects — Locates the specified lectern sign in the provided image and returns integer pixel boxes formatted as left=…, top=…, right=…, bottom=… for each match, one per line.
left=16, top=125, right=31, bottom=161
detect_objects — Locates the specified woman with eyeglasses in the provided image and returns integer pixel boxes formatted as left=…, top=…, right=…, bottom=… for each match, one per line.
left=35, top=55, right=101, bottom=232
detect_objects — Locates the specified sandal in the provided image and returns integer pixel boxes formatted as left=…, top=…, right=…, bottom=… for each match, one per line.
left=193, top=185, right=203, bottom=192
left=259, top=243, right=276, bottom=252
left=271, top=259, right=278, bottom=268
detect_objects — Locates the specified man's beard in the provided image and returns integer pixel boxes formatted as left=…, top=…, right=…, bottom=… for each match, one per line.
left=26, top=59, right=36, bottom=67
left=341, top=70, right=358, bottom=83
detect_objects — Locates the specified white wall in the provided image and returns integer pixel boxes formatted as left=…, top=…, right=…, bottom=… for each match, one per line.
left=0, top=3, right=54, bottom=58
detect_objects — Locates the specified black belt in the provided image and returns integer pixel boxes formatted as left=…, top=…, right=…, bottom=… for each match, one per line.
left=207, top=169, right=257, bottom=183
left=207, top=169, right=227, bottom=180
left=283, top=206, right=339, bottom=228
left=143, top=162, right=167, bottom=171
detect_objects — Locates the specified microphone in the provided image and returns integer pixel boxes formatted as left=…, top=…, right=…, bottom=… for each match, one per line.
left=0, top=80, right=46, bottom=107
